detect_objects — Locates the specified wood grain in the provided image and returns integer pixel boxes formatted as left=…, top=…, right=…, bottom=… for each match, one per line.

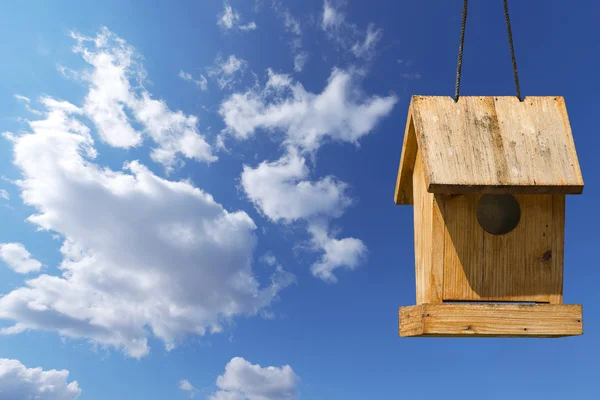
left=442, top=194, right=563, bottom=302
left=395, top=96, right=584, bottom=203
left=395, top=112, right=417, bottom=205
left=482, top=194, right=556, bottom=302
left=442, top=194, right=484, bottom=301
left=399, top=303, right=583, bottom=337
left=549, top=194, right=566, bottom=304
left=412, top=149, right=444, bottom=304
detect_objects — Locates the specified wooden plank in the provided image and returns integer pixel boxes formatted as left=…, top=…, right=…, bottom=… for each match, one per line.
left=442, top=194, right=563, bottom=302
left=412, top=149, right=443, bottom=304
left=442, top=194, right=484, bottom=301
left=399, top=303, right=583, bottom=337
left=431, top=194, right=445, bottom=303
left=399, top=305, right=424, bottom=336
left=549, top=194, right=566, bottom=304
left=394, top=112, right=417, bottom=204
left=482, top=194, right=556, bottom=302
left=409, top=96, right=584, bottom=194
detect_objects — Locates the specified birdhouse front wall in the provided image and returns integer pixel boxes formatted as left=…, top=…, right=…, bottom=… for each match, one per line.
left=412, top=149, right=565, bottom=305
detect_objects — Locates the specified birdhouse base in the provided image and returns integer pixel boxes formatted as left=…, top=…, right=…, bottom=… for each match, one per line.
left=399, top=303, right=582, bottom=337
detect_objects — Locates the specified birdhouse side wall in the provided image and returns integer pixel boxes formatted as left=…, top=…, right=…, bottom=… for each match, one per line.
left=412, top=148, right=444, bottom=304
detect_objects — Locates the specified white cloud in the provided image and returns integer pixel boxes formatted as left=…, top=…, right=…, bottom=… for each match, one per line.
left=179, top=379, right=199, bottom=398
left=0, top=243, right=43, bottom=274
left=0, top=98, right=295, bottom=358
left=351, top=24, right=383, bottom=59
left=14, top=94, right=31, bottom=103
left=208, top=55, right=248, bottom=90
left=272, top=4, right=307, bottom=72
left=308, top=223, right=366, bottom=283
left=241, top=150, right=366, bottom=281
left=322, top=0, right=344, bottom=30
left=14, top=94, right=43, bottom=116
left=70, top=27, right=216, bottom=171
left=218, top=2, right=257, bottom=31
left=222, top=67, right=395, bottom=282
left=220, top=68, right=397, bottom=152
left=280, top=9, right=301, bottom=35
left=209, top=357, right=300, bottom=400
left=241, top=148, right=351, bottom=223
left=218, top=2, right=240, bottom=29
left=321, top=1, right=382, bottom=60
left=293, top=53, right=307, bottom=73
left=0, top=189, right=8, bottom=200
left=239, top=22, right=257, bottom=31
left=0, top=358, right=81, bottom=400
left=179, top=70, right=208, bottom=91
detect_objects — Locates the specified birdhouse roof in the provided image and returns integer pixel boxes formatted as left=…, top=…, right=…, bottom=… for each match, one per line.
left=394, top=96, right=584, bottom=205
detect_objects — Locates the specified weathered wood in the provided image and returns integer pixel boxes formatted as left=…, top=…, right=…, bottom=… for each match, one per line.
left=482, top=195, right=557, bottom=302
left=412, top=149, right=444, bottom=304
left=442, top=194, right=563, bottom=302
left=399, top=303, right=583, bottom=337
left=549, top=194, right=566, bottom=304
left=442, top=194, right=483, bottom=301
left=395, top=112, right=417, bottom=205
left=395, top=96, right=584, bottom=202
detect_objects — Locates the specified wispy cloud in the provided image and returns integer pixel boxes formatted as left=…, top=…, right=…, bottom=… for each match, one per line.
left=0, top=189, right=9, bottom=200
left=179, top=70, right=208, bottom=91
left=217, top=2, right=257, bottom=31
left=273, top=2, right=308, bottom=72
left=321, top=0, right=383, bottom=61
left=14, top=94, right=43, bottom=115
left=207, top=54, right=248, bottom=90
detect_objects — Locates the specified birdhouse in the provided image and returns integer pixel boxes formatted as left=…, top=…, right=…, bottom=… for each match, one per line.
left=395, top=96, right=584, bottom=337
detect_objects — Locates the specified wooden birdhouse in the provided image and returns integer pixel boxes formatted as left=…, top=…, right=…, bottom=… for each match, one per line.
left=395, top=96, right=584, bottom=337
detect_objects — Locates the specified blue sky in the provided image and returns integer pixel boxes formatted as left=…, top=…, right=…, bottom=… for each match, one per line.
left=0, top=0, right=599, bottom=399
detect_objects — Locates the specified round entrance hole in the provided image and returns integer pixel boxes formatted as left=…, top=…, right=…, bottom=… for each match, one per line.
left=476, top=194, right=521, bottom=235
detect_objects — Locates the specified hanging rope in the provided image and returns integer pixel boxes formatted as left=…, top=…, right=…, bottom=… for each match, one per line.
left=453, top=0, right=523, bottom=102
left=503, top=0, right=522, bottom=101
left=453, top=0, right=468, bottom=102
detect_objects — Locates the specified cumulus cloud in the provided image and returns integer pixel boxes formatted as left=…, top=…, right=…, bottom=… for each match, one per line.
left=0, top=358, right=81, bottom=400
left=241, top=148, right=351, bottom=223
left=179, top=379, right=199, bottom=399
left=220, top=68, right=397, bottom=152
left=208, top=55, right=248, bottom=90
left=0, top=97, right=295, bottom=358
left=221, top=67, right=394, bottom=281
left=209, top=357, right=300, bottom=400
left=179, top=70, right=208, bottom=91
left=308, top=223, right=367, bottom=283
left=321, top=0, right=382, bottom=60
left=241, top=148, right=366, bottom=281
left=218, top=2, right=257, bottom=31
left=70, top=27, right=216, bottom=171
left=0, top=243, right=43, bottom=274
